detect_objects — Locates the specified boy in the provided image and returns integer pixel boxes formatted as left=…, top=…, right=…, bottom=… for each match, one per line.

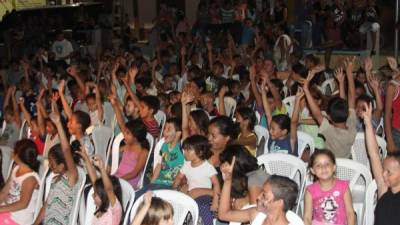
left=303, top=58, right=357, bottom=158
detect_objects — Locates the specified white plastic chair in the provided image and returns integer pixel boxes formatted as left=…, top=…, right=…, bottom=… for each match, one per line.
left=336, top=158, right=372, bottom=225
left=254, top=125, right=269, bottom=156
left=107, top=132, right=125, bottom=175
left=363, top=180, right=377, bottom=225
left=319, top=78, right=336, bottom=96
left=103, top=102, right=115, bottom=128
left=69, top=168, right=87, bottom=225
left=257, top=153, right=307, bottom=214
left=375, top=118, right=385, bottom=139
left=0, top=145, right=13, bottom=180
left=351, top=132, right=387, bottom=168
left=283, top=96, right=296, bottom=117
left=154, top=110, right=167, bottom=137
left=137, top=133, right=155, bottom=188
left=215, top=96, right=237, bottom=118
left=297, top=131, right=315, bottom=159
left=91, top=125, right=114, bottom=162
left=153, top=138, right=165, bottom=171
left=124, top=190, right=199, bottom=225
left=255, top=111, right=261, bottom=124
left=83, top=178, right=135, bottom=225
left=19, top=120, right=31, bottom=139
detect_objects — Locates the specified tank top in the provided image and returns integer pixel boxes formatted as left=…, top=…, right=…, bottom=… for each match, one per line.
left=115, top=149, right=141, bottom=188
left=6, top=166, right=40, bottom=225
left=374, top=189, right=400, bottom=225
left=391, top=80, right=400, bottom=129
left=307, top=179, right=349, bottom=225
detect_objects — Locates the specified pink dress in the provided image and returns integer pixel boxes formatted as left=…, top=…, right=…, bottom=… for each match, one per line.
left=115, top=150, right=141, bottom=188
left=307, top=179, right=349, bottom=225
left=91, top=199, right=122, bottom=225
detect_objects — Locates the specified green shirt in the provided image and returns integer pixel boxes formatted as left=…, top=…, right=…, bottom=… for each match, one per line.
left=153, top=142, right=184, bottom=186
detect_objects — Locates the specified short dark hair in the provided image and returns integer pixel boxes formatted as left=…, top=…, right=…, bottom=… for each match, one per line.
left=327, top=97, right=349, bottom=123
left=271, top=114, right=291, bottom=133
left=220, top=144, right=259, bottom=176
left=356, top=94, right=373, bottom=105
left=209, top=116, right=238, bottom=140
left=166, top=117, right=182, bottom=132
left=268, top=175, right=299, bottom=212
left=140, top=96, right=160, bottom=115
left=182, top=135, right=212, bottom=160
left=74, top=110, right=91, bottom=133
left=190, top=110, right=210, bottom=135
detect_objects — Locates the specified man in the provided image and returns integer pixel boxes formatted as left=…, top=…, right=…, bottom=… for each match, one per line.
left=359, top=0, right=380, bottom=55
left=51, top=30, right=73, bottom=67
left=218, top=157, right=303, bottom=225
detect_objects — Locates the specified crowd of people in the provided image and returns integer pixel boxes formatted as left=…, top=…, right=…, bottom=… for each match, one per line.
left=0, top=0, right=399, bottom=225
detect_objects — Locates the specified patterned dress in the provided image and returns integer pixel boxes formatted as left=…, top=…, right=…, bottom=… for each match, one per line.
left=44, top=173, right=81, bottom=225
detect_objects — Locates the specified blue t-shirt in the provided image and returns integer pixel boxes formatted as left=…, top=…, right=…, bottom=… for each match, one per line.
left=268, top=134, right=298, bottom=156
left=241, top=26, right=255, bottom=45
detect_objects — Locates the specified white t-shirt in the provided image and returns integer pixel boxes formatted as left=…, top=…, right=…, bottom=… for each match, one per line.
left=251, top=211, right=304, bottom=225
left=180, top=160, right=217, bottom=191
left=51, top=39, right=73, bottom=64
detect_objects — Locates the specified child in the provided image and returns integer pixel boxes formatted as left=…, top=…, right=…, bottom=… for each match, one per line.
left=303, top=150, right=355, bottom=225
left=0, top=139, right=40, bottom=225
left=58, top=80, right=95, bottom=155
left=234, top=107, right=257, bottom=156
left=303, top=58, right=357, bottom=158
left=173, top=135, right=220, bottom=225
left=151, top=118, right=184, bottom=189
left=79, top=153, right=122, bottom=225
left=261, top=78, right=299, bottom=156
left=181, top=91, right=209, bottom=140
left=33, top=101, right=81, bottom=225
left=121, top=71, right=161, bottom=139
left=84, top=82, right=104, bottom=127
left=363, top=102, right=400, bottom=224
left=131, top=192, right=173, bottom=225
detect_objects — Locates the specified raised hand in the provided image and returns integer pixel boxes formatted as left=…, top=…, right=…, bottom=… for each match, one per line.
left=128, top=66, right=139, bottom=80
left=58, top=80, right=65, bottom=94
left=364, top=57, right=373, bottom=72
left=295, top=87, right=305, bottom=101
left=220, top=156, right=236, bottom=181
left=304, top=71, right=316, bottom=89
left=387, top=57, right=399, bottom=72
left=334, top=67, right=345, bottom=84
left=367, top=74, right=380, bottom=92
left=143, top=192, right=153, bottom=207
left=92, top=155, right=105, bottom=169
left=344, top=56, right=357, bottom=72
left=181, top=91, right=194, bottom=105
left=67, top=65, right=79, bottom=77
left=49, top=101, right=61, bottom=124
left=361, top=102, right=373, bottom=123
left=218, top=86, right=229, bottom=98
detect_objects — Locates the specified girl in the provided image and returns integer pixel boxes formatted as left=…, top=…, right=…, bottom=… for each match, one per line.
left=173, top=135, right=220, bottom=225
left=79, top=152, right=122, bottom=225
left=0, top=139, right=40, bottom=225
left=208, top=116, right=237, bottom=167
left=303, top=150, right=355, bottom=225
left=181, top=90, right=210, bottom=140
left=84, top=82, right=104, bottom=127
left=131, top=192, right=173, bottom=225
left=363, top=102, right=400, bottom=225
left=33, top=100, right=81, bottom=225
left=234, top=107, right=257, bottom=156
left=261, top=77, right=299, bottom=156
left=109, top=93, right=149, bottom=188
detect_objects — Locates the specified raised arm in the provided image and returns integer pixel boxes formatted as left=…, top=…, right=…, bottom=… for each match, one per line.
left=303, top=71, right=324, bottom=125
left=249, top=65, right=263, bottom=108
left=260, top=77, right=273, bottom=125
left=122, top=67, right=141, bottom=108
left=49, top=100, right=78, bottom=186
left=218, top=86, right=228, bottom=116
left=384, top=83, right=397, bottom=152
left=94, top=156, right=117, bottom=206
left=218, top=157, right=254, bottom=222
left=131, top=192, right=153, bottom=225
left=362, top=102, right=387, bottom=198
left=367, top=74, right=383, bottom=120
left=17, top=98, right=32, bottom=127
left=77, top=148, right=97, bottom=185
left=290, top=88, right=303, bottom=155
left=58, top=80, right=73, bottom=119
left=262, top=70, right=283, bottom=109
left=109, top=89, right=127, bottom=134
left=67, top=65, right=85, bottom=94
left=345, top=57, right=356, bottom=109
left=94, top=84, right=104, bottom=123
left=181, top=91, right=194, bottom=140
left=9, top=86, right=22, bottom=128
left=334, top=67, right=346, bottom=99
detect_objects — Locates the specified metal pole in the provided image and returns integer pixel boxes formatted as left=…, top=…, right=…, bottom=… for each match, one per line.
left=395, top=0, right=399, bottom=59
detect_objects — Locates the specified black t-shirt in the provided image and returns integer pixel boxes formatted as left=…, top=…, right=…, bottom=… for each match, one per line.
left=347, top=8, right=363, bottom=27
left=364, top=6, right=380, bottom=22
left=375, top=190, right=400, bottom=225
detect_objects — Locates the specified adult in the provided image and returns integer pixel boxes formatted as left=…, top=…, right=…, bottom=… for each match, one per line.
left=218, top=157, right=302, bottom=225
left=359, top=0, right=380, bottom=55
left=51, top=30, right=73, bottom=67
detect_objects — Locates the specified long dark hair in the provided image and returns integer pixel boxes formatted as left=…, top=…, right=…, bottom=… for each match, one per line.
left=14, top=139, right=40, bottom=172
left=93, top=176, right=123, bottom=216
left=125, top=119, right=150, bottom=150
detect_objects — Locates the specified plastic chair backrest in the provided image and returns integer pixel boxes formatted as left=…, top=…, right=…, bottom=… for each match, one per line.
left=351, top=132, right=387, bottom=168
left=215, top=96, right=237, bottom=118
left=363, top=180, right=378, bottom=225
left=1, top=145, right=13, bottom=180
left=69, top=168, right=87, bottom=225
left=108, top=133, right=125, bottom=175
left=126, top=190, right=198, bottom=225
left=257, top=153, right=306, bottom=213
left=254, top=125, right=269, bottom=155
left=137, top=133, right=155, bottom=188
left=283, top=96, right=296, bottom=117
left=91, top=125, right=114, bottom=162
left=153, top=138, right=165, bottom=170
left=154, top=110, right=167, bottom=137
left=103, top=102, right=115, bottom=128
left=297, top=131, right=315, bottom=158
left=319, top=78, right=336, bottom=96
left=19, top=120, right=30, bottom=139
left=335, top=158, right=372, bottom=193
left=375, top=118, right=385, bottom=138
